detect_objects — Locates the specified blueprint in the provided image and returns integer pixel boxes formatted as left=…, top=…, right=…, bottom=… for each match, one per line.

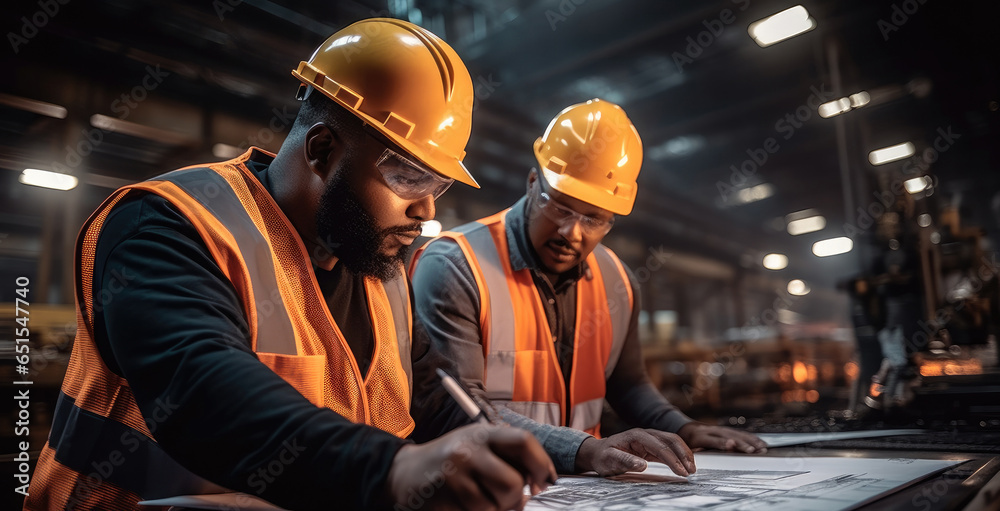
left=140, top=454, right=966, bottom=511
left=525, top=454, right=965, bottom=511
left=140, top=493, right=288, bottom=510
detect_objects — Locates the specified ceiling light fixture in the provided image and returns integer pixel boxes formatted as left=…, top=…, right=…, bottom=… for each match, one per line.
left=869, top=142, right=915, bottom=165
left=19, top=168, right=79, bottom=191
left=787, top=279, right=810, bottom=296
left=904, top=176, right=932, bottom=194
left=763, top=253, right=789, bottom=270
left=812, top=237, right=853, bottom=257
left=786, top=215, right=826, bottom=235
left=748, top=6, right=817, bottom=47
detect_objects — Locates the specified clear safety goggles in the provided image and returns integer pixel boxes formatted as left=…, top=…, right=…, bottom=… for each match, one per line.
left=534, top=179, right=615, bottom=236
left=375, top=148, right=454, bottom=201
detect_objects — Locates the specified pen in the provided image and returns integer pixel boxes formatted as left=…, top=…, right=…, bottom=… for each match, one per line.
left=438, top=368, right=558, bottom=487
left=437, top=368, right=491, bottom=424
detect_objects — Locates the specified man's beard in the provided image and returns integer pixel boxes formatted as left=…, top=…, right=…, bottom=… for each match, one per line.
left=314, top=172, right=419, bottom=281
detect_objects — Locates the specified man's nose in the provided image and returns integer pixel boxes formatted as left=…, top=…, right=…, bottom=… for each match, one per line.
left=557, top=217, right=583, bottom=243
left=407, top=193, right=436, bottom=222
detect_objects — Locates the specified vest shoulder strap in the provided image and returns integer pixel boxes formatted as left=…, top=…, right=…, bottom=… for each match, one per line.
left=590, top=244, right=633, bottom=378
left=144, top=166, right=298, bottom=355
left=378, top=271, right=413, bottom=390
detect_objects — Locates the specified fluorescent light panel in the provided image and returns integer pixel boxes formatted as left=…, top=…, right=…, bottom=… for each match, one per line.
left=819, top=91, right=871, bottom=118
left=787, top=279, right=810, bottom=296
left=869, top=142, right=915, bottom=165
left=904, top=176, right=931, bottom=194
left=818, top=98, right=851, bottom=118
left=19, top=168, right=79, bottom=190
left=787, top=215, right=826, bottom=235
left=735, top=183, right=775, bottom=204
left=748, top=6, right=817, bottom=47
left=762, top=253, right=788, bottom=270
left=812, top=237, right=853, bottom=257
left=849, top=91, right=871, bottom=107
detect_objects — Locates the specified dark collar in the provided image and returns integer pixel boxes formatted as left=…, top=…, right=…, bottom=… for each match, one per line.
left=243, top=149, right=275, bottom=194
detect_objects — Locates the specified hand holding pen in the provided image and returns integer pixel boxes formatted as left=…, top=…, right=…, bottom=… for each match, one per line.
left=437, top=368, right=500, bottom=425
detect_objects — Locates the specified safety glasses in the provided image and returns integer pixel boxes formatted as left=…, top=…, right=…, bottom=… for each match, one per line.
left=375, top=147, right=454, bottom=201
left=534, top=179, right=615, bottom=236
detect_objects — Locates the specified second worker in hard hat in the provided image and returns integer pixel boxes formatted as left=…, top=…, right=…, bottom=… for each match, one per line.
left=410, top=99, right=767, bottom=476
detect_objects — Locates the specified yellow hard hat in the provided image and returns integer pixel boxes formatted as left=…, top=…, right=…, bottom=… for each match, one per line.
left=292, top=18, right=479, bottom=188
left=533, top=99, right=643, bottom=215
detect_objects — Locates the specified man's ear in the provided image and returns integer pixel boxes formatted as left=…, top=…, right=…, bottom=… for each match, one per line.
left=303, top=122, right=346, bottom=179
left=527, top=167, right=538, bottom=194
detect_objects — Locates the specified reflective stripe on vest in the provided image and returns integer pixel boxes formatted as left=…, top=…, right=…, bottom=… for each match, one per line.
left=26, top=150, right=414, bottom=509
left=449, top=215, right=518, bottom=400
left=414, top=209, right=632, bottom=436
left=155, top=166, right=299, bottom=354
left=590, top=244, right=633, bottom=380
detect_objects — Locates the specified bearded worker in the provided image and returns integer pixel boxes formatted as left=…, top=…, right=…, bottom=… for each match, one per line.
left=25, top=18, right=554, bottom=511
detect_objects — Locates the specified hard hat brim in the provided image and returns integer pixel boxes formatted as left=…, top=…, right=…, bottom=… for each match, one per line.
left=540, top=167, right=634, bottom=216
left=386, top=128, right=480, bottom=189
left=294, top=77, right=481, bottom=190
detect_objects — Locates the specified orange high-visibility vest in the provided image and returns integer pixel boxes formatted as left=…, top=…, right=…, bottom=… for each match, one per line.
left=25, top=149, right=414, bottom=511
left=411, top=209, right=633, bottom=437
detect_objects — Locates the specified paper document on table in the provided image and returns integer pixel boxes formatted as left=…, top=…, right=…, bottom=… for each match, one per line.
left=139, top=493, right=286, bottom=510
left=526, top=453, right=965, bottom=511
left=756, top=428, right=925, bottom=447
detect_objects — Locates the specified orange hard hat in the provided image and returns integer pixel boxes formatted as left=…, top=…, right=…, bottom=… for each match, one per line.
left=292, top=18, right=479, bottom=188
left=533, top=99, right=643, bottom=215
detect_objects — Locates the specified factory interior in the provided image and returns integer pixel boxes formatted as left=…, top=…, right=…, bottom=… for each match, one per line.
left=2, top=0, right=999, bottom=509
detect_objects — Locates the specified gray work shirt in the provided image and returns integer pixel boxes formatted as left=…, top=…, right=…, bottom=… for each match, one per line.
left=410, top=196, right=692, bottom=473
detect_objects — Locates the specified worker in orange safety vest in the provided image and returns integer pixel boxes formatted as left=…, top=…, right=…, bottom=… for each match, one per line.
left=409, top=99, right=767, bottom=477
left=24, top=18, right=554, bottom=511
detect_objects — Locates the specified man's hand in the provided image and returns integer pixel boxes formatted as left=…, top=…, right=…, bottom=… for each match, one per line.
left=677, top=422, right=768, bottom=454
left=574, top=429, right=696, bottom=477
left=388, top=423, right=557, bottom=511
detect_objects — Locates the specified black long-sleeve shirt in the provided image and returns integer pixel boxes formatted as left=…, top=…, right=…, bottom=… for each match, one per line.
left=90, top=154, right=406, bottom=510
left=410, top=196, right=691, bottom=472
